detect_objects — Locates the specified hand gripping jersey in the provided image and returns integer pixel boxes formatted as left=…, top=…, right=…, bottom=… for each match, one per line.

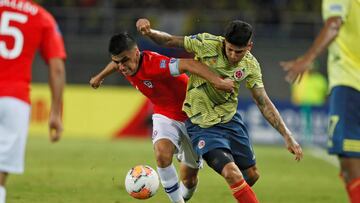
left=125, top=51, right=188, bottom=122
left=0, top=0, right=66, bottom=103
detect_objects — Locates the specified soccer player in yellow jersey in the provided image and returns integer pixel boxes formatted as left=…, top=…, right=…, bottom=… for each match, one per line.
left=281, top=0, right=360, bottom=202
left=137, top=18, right=303, bottom=203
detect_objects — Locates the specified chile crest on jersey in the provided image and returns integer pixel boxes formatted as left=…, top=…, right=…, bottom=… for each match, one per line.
left=143, top=80, right=154, bottom=88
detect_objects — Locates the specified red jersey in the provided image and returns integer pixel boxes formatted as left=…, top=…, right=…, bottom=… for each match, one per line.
left=0, top=0, right=66, bottom=104
left=125, top=51, right=188, bottom=122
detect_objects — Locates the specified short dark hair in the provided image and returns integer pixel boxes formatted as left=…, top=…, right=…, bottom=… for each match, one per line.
left=224, top=20, right=253, bottom=47
left=108, top=32, right=136, bottom=55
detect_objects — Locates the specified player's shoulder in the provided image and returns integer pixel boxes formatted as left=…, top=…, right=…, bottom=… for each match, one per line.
left=140, top=51, right=170, bottom=74
left=22, top=2, right=56, bottom=27
left=241, top=52, right=260, bottom=69
left=190, top=33, right=223, bottom=45
left=322, top=0, right=350, bottom=8
left=243, top=52, right=258, bottom=61
left=188, top=33, right=223, bottom=56
left=192, top=32, right=222, bottom=41
left=142, top=51, right=169, bottom=63
left=142, top=50, right=165, bottom=57
left=322, top=0, right=351, bottom=20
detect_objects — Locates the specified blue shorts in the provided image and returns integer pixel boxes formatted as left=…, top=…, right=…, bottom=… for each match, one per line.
left=185, top=112, right=256, bottom=170
left=328, top=86, right=360, bottom=157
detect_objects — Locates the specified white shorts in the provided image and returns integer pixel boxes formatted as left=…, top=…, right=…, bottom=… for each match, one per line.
left=0, top=97, right=30, bottom=174
left=152, top=114, right=201, bottom=169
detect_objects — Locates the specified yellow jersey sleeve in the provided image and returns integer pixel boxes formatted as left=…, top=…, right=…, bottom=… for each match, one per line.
left=323, top=0, right=360, bottom=92
left=245, top=56, right=264, bottom=89
left=322, top=0, right=351, bottom=21
left=184, top=33, right=222, bottom=56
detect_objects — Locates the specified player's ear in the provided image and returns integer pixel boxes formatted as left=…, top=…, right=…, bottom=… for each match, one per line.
left=247, top=41, right=253, bottom=51
left=135, top=47, right=140, bottom=56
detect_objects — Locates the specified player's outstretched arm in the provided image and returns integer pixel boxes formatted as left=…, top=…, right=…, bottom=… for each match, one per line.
left=250, top=87, right=303, bottom=161
left=136, top=18, right=184, bottom=48
left=280, top=16, right=342, bottom=83
left=178, top=59, right=234, bottom=92
left=48, top=58, right=66, bottom=143
left=90, top=61, right=118, bottom=89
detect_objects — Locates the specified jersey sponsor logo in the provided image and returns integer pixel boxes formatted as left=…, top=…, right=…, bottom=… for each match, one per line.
left=143, top=80, right=153, bottom=88
left=190, top=35, right=197, bottom=39
left=329, top=4, right=343, bottom=12
left=233, top=68, right=245, bottom=81
left=160, top=59, right=166, bottom=69
left=198, top=140, right=206, bottom=149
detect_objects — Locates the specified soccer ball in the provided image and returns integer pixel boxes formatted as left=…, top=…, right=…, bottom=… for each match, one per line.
left=125, top=165, right=160, bottom=199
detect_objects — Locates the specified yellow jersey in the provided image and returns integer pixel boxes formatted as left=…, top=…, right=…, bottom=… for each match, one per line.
left=183, top=33, right=264, bottom=128
left=323, top=0, right=360, bottom=92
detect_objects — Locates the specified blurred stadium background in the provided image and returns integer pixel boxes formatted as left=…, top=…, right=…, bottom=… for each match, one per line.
left=11, top=0, right=348, bottom=202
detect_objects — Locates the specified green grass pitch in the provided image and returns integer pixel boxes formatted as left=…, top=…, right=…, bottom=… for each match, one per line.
left=7, top=136, right=347, bottom=203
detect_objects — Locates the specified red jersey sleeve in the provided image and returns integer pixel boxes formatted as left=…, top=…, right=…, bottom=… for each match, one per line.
left=39, top=9, right=66, bottom=63
left=143, top=51, right=175, bottom=79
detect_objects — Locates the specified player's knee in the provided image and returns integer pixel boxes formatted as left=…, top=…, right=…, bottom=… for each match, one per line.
left=203, top=148, right=244, bottom=185
left=244, top=167, right=260, bottom=186
left=154, top=140, right=175, bottom=167
left=155, top=153, right=173, bottom=168
left=154, top=147, right=173, bottom=167
left=221, top=163, right=243, bottom=185
left=203, top=148, right=234, bottom=175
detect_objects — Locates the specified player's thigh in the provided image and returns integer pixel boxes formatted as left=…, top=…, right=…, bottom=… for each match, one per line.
left=184, top=118, right=231, bottom=158
left=152, top=114, right=182, bottom=153
left=0, top=97, right=30, bottom=174
left=153, top=139, right=176, bottom=159
left=231, top=137, right=256, bottom=171
left=328, top=86, right=360, bottom=157
left=228, top=113, right=256, bottom=170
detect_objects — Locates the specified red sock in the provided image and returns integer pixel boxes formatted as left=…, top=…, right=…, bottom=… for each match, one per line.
left=346, top=178, right=360, bottom=203
left=230, top=179, right=259, bottom=203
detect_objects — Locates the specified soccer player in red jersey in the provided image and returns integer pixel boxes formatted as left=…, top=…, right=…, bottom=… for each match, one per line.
left=0, top=1, right=66, bottom=202
left=90, top=32, right=234, bottom=203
